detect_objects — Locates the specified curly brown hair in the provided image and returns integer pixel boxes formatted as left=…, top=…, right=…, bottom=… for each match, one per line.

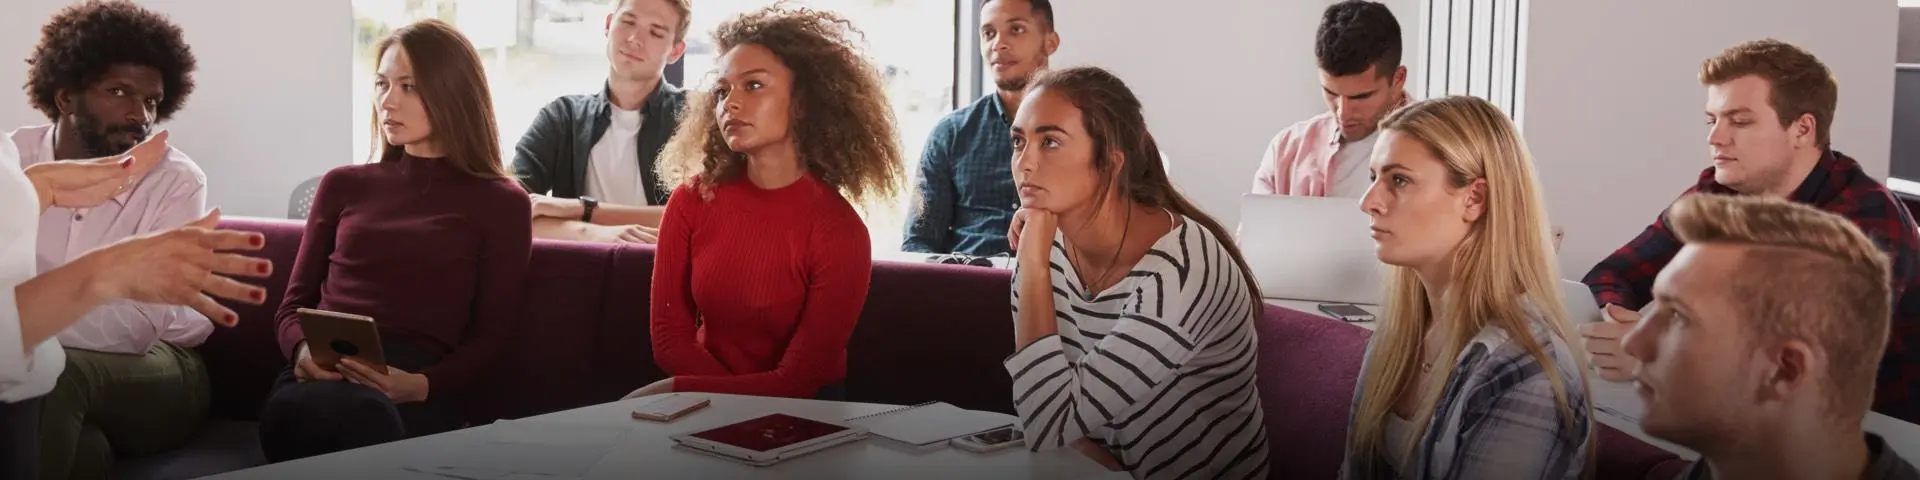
left=656, top=4, right=904, bottom=207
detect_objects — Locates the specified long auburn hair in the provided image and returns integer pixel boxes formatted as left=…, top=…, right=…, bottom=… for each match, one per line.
left=1348, top=96, right=1593, bottom=473
left=1024, top=66, right=1263, bottom=308
left=656, top=4, right=903, bottom=206
left=368, top=19, right=511, bottom=180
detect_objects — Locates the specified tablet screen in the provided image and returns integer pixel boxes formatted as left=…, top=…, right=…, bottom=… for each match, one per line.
left=687, top=414, right=848, bottom=452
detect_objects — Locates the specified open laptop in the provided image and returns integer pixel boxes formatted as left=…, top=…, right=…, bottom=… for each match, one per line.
left=1237, top=194, right=1385, bottom=305
left=1558, top=278, right=1605, bottom=324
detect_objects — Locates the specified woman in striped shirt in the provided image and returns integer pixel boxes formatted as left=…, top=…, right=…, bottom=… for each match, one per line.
left=1339, top=96, right=1593, bottom=479
left=1002, top=67, right=1270, bottom=479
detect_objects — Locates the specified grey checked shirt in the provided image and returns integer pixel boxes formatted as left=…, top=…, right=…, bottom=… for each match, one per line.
left=1339, top=313, right=1594, bottom=480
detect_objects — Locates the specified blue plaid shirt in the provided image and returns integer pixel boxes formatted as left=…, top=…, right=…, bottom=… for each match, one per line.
left=904, top=94, right=1019, bottom=256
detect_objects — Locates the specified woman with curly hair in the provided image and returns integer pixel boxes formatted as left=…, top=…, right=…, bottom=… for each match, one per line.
left=623, top=4, right=904, bottom=401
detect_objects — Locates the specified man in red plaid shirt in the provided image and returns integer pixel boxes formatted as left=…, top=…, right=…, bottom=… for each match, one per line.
left=1579, top=39, right=1920, bottom=423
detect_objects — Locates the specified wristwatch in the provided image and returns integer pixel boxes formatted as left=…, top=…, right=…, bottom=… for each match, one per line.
left=579, top=196, right=599, bottom=223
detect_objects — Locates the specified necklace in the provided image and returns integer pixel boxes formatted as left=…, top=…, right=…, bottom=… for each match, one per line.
left=1070, top=206, right=1133, bottom=296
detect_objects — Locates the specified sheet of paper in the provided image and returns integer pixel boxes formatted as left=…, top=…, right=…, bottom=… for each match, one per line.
left=848, top=402, right=1012, bottom=446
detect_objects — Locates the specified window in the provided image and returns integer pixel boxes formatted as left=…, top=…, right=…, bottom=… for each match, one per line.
left=349, top=0, right=960, bottom=254
left=1418, top=0, right=1525, bottom=121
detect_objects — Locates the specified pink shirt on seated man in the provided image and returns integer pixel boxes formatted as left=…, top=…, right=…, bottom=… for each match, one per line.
left=13, top=124, right=211, bottom=355
left=1251, top=0, right=1408, bottom=198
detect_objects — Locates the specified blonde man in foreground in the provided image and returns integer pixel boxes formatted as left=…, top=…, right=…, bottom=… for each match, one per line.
left=1624, top=194, right=1919, bottom=480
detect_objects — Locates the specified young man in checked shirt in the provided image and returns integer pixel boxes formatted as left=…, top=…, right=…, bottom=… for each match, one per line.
left=902, top=0, right=1060, bottom=256
left=1580, top=39, right=1920, bottom=423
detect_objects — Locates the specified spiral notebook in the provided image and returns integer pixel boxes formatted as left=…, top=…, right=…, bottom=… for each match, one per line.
left=843, top=401, right=1010, bottom=448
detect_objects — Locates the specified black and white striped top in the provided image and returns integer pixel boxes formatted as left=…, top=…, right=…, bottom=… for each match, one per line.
left=1006, top=213, right=1271, bottom=480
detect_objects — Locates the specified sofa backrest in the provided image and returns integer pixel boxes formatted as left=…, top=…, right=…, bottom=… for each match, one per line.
left=202, top=217, right=1681, bottom=478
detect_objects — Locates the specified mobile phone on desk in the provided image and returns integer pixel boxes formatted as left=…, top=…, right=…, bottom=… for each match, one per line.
left=632, top=394, right=710, bottom=422
left=951, top=426, right=1024, bottom=453
left=1318, top=303, right=1375, bottom=322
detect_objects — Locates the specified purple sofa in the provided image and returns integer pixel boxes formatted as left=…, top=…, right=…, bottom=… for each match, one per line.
left=110, top=217, right=1684, bottom=479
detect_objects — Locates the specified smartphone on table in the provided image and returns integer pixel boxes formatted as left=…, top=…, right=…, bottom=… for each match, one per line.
left=632, top=394, right=711, bottom=422
left=951, top=425, right=1025, bottom=453
left=1317, top=303, right=1375, bottom=322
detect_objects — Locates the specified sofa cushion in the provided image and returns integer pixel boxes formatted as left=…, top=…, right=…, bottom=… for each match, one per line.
left=470, top=239, right=628, bottom=421
left=1254, top=304, right=1371, bottom=479
left=846, top=261, right=1016, bottom=414
left=202, top=218, right=305, bottom=421
left=585, top=244, right=664, bottom=405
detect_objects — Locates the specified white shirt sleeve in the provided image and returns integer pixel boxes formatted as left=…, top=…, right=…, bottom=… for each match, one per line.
left=0, top=134, right=66, bottom=402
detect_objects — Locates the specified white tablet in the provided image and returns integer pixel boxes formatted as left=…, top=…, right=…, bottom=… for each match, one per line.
left=669, top=413, right=868, bottom=467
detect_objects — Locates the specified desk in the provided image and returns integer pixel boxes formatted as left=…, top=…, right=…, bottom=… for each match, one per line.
left=1264, top=298, right=1920, bottom=463
left=208, top=393, right=1123, bottom=480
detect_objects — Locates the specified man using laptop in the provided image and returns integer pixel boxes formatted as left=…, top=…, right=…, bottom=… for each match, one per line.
left=1251, top=0, right=1407, bottom=198
left=514, top=0, right=689, bottom=243
left=903, top=0, right=1059, bottom=256
left=1580, top=39, right=1920, bottom=423
left=1623, top=193, right=1920, bottom=480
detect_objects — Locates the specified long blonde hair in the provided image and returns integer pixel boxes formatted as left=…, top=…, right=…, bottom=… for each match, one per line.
left=1348, top=96, right=1593, bottom=470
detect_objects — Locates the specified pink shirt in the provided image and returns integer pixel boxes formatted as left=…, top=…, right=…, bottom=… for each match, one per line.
left=1251, top=112, right=1356, bottom=197
left=12, top=124, right=212, bottom=355
left=1252, top=96, right=1411, bottom=197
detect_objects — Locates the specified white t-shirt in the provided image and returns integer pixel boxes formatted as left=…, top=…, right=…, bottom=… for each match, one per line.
left=584, top=106, right=651, bottom=206
left=0, top=135, right=65, bottom=402
left=1384, top=412, right=1417, bottom=474
left=1327, top=131, right=1380, bottom=198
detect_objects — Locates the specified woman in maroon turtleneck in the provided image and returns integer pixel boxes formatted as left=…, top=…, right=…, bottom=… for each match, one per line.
left=621, top=6, right=905, bottom=401
left=258, top=20, right=530, bottom=462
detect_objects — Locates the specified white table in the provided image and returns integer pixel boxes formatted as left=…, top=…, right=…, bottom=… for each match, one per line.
left=1266, top=297, right=1920, bottom=463
left=208, top=393, right=1124, bottom=480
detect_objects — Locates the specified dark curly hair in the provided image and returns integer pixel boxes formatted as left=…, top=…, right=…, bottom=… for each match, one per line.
left=657, top=4, right=904, bottom=207
left=25, top=0, right=197, bottom=122
left=1316, top=0, right=1401, bottom=78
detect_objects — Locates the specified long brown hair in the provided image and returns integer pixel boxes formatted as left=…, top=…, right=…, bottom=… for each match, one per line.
left=1024, top=66, right=1263, bottom=308
left=368, top=19, right=510, bottom=180
left=656, top=4, right=904, bottom=207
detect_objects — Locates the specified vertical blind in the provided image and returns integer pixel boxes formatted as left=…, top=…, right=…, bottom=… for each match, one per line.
left=1421, top=0, right=1526, bottom=121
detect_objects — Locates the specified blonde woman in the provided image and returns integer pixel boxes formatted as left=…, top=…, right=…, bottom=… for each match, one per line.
left=1339, top=95, right=1593, bottom=479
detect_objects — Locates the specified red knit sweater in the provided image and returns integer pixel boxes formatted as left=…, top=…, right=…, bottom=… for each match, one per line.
left=650, top=174, right=871, bottom=398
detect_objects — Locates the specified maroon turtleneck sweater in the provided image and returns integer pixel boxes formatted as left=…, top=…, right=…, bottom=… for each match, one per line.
left=275, top=152, right=531, bottom=400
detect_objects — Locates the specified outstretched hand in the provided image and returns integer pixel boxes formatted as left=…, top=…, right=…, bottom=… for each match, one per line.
left=24, top=130, right=170, bottom=210
left=82, top=207, right=271, bottom=326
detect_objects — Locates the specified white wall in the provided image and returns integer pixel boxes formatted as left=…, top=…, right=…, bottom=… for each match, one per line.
left=2, top=0, right=1893, bottom=273
left=1523, top=0, right=1899, bottom=276
left=1045, top=0, right=1424, bottom=231
left=0, top=0, right=350, bottom=219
